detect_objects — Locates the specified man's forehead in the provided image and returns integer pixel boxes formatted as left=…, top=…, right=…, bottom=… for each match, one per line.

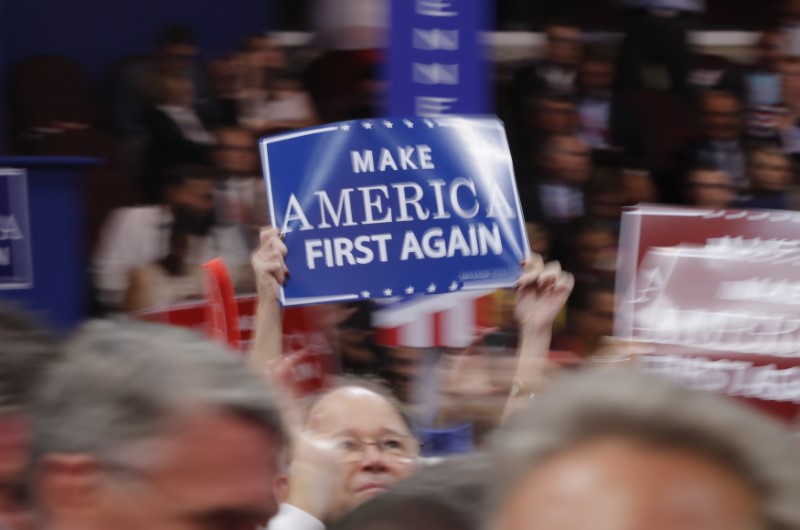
left=307, top=387, right=408, bottom=433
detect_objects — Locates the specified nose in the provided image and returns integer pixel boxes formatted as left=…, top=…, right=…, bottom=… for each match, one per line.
left=359, top=444, right=389, bottom=472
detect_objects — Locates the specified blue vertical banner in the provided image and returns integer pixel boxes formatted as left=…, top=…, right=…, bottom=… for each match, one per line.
left=0, top=169, right=33, bottom=289
left=388, top=0, right=493, bottom=117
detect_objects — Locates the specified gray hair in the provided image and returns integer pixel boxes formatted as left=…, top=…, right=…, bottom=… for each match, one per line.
left=0, top=302, right=59, bottom=414
left=491, top=370, right=800, bottom=530
left=30, top=318, right=285, bottom=473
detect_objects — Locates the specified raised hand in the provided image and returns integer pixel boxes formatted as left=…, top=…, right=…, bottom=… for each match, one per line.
left=252, top=227, right=288, bottom=300
left=514, top=255, right=574, bottom=333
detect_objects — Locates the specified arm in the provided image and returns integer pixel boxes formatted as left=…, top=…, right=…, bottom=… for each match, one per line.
left=123, top=267, right=152, bottom=313
left=93, top=209, right=140, bottom=311
left=503, top=256, right=574, bottom=421
left=248, top=227, right=288, bottom=372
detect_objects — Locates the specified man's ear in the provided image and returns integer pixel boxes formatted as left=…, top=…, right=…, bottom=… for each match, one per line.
left=34, top=454, right=103, bottom=522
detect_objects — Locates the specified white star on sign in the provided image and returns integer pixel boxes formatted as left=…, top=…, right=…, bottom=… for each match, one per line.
left=449, top=281, right=459, bottom=291
left=362, top=122, right=373, bottom=129
left=383, top=120, right=393, bottom=128
left=360, top=290, right=371, bottom=298
left=382, top=288, right=393, bottom=297
left=426, top=283, right=436, bottom=293
left=424, top=119, right=435, bottom=128
left=340, top=124, right=351, bottom=131
left=405, top=286, right=415, bottom=295
left=403, top=119, right=414, bottom=128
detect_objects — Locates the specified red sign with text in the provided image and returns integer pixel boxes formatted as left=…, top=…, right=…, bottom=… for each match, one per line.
left=617, top=205, right=800, bottom=422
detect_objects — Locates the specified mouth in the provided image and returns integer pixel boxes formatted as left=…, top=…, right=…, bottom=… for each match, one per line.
left=356, top=483, right=388, bottom=496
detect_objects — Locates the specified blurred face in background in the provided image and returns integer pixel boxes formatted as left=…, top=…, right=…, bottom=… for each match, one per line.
left=575, top=228, right=617, bottom=273
left=167, top=177, right=215, bottom=235
left=579, top=60, right=615, bottom=97
left=492, top=436, right=760, bottom=530
left=543, top=136, right=592, bottom=185
left=688, top=169, right=736, bottom=209
left=700, top=92, right=742, bottom=141
left=245, top=36, right=287, bottom=71
left=780, top=58, right=800, bottom=106
left=749, top=150, right=793, bottom=192
left=0, top=415, right=32, bottom=530
left=159, top=43, right=197, bottom=77
left=214, top=129, right=258, bottom=175
left=39, top=410, right=281, bottom=530
left=545, top=26, right=582, bottom=67
left=757, top=31, right=784, bottom=71
left=163, top=75, right=194, bottom=107
left=535, top=97, right=578, bottom=135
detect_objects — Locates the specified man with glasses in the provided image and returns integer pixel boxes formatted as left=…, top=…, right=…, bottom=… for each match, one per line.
left=267, top=381, right=419, bottom=530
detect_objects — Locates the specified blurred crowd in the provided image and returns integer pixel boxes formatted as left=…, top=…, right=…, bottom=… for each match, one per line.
left=3, top=2, right=800, bottom=529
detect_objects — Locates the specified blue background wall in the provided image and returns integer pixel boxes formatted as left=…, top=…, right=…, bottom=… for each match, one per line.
left=0, top=0, right=275, bottom=150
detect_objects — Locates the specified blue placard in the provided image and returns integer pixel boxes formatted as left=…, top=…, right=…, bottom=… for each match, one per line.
left=260, top=116, right=529, bottom=306
left=0, top=169, right=32, bottom=289
left=388, top=0, right=492, bottom=116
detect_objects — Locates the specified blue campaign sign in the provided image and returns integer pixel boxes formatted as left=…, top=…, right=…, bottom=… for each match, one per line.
left=260, top=116, right=529, bottom=306
left=0, top=169, right=32, bottom=289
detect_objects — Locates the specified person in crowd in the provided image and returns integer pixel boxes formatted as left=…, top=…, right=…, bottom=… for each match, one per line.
left=683, top=90, right=749, bottom=192
left=489, top=369, right=800, bottom=530
left=237, top=35, right=318, bottom=133
left=584, top=165, right=629, bottom=233
left=576, top=44, right=617, bottom=150
left=250, top=230, right=420, bottom=529
left=110, top=24, right=202, bottom=136
left=203, top=53, right=246, bottom=128
left=779, top=56, right=800, bottom=156
left=685, top=164, right=738, bottom=209
left=512, top=93, right=578, bottom=210
left=212, top=127, right=269, bottom=247
left=536, top=134, right=593, bottom=228
left=249, top=228, right=574, bottom=527
left=329, top=454, right=488, bottom=530
left=93, top=168, right=251, bottom=312
left=567, top=218, right=619, bottom=285
left=617, top=0, right=704, bottom=96
left=739, top=30, right=786, bottom=141
left=0, top=305, right=60, bottom=530
left=512, top=19, right=583, bottom=102
left=122, top=218, right=205, bottom=312
left=555, top=280, right=616, bottom=359
left=142, top=72, right=215, bottom=202
left=620, top=161, right=659, bottom=204
left=29, top=319, right=286, bottom=530
left=739, top=146, right=794, bottom=209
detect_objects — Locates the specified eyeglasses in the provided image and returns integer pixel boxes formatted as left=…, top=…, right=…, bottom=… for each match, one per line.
left=334, top=435, right=420, bottom=463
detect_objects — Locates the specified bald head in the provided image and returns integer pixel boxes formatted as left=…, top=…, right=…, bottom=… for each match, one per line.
left=305, top=385, right=418, bottom=518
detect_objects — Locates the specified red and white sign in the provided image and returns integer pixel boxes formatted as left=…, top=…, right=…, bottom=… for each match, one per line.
left=136, top=294, right=332, bottom=396
left=373, top=290, right=499, bottom=348
left=617, top=205, right=800, bottom=422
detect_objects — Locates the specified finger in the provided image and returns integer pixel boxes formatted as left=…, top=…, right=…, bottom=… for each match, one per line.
left=259, top=226, right=280, bottom=247
left=516, top=256, right=549, bottom=287
left=553, top=271, right=575, bottom=295
left=521, top=253, right=545, bottom=274
left=536, top=261, right=563, bottom=290
left=268, top=237, right=288, bottom=257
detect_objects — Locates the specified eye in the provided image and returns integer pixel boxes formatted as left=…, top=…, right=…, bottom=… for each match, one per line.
left=336, top=439, right=358, bottom=451
left=380, top=438, right=404, bottom=450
